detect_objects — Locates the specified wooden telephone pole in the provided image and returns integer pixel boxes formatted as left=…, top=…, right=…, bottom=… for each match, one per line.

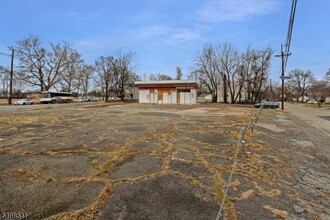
left=9, top=49, right=14, bottom=105
left=275, top=45, right=290, bottom=110
left=0, top=49, right=14, bottom=105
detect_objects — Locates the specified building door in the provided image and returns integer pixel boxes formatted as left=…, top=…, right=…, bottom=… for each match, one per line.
left=150, top=89, right=156, bottom=103
left=185, top=92, right=191, bottom=103
left=158, top=89, right=171, bottom=104
left=158, top=90, right=163, bottom=104
left=177, top=89, right=190, bottom=104
left=163, top=93, right=169, bottom=104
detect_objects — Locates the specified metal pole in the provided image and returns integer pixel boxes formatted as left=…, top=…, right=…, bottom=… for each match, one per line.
left=8, top=49, right=14, bottom=105
left=241, top=127, right=246, bottom=157
left=281, top=46, right=284, bottom=110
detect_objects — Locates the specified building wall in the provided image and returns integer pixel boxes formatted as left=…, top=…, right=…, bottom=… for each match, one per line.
left=127, top=86, right=139, bottom=100
left=217, top=83, right=247, bottom=103
left=138, top=88, right=196, bottom=104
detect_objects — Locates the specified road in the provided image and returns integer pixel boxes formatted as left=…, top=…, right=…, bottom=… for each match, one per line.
left=0, top=102, right=89, bottom=113
left=284, top=102, right=330, bottom=136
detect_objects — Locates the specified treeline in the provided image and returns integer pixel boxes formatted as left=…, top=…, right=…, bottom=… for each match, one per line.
left=1, top=36, right=329, bottom=103
left=0, top=35, right=139, bottom=100
left=189, top=43, right=272, bottom=103
left=189, top=43, right=330, bottom=103
left=286, top=69, right=330, bottom=103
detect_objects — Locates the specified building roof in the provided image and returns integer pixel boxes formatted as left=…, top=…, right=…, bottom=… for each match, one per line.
left=134, top=80, right=197, bottom=86
left=198, top=93, right=211, bottom=97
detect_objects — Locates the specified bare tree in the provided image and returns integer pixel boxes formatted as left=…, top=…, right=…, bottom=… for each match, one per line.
left=241, top=47, right=272, bottom=103
left=149, top=73, right=173, bottom=81
left=15, top=35, right=74, bottom=91
left=191, top=44, right=272, bottom=103
left=0, top=66, right=9, bottom=97
left=128, top=72, right=141, bottom=83
left=59, top=49, right=83, bottom=92
left=15, top=35, right=48, bottom=91
left=113, top=50, right=135, bottom=99
left=80, top=65, right=94, bottom=97
left=288, top=69, right=314, bottom=102
left=217, top=43, right=242, bottom=103
left=175, top=66, right=183, bottom=80
left=309, top=80, right=328, bottom=106
left=45, top=42, right=74, bottom=91
left=192, top=45, right=221, bottom=102
left=285, top=80, right=297, bottom=101
left=13, top=71, right=28, bottom=98
left=94, top=56, right=116, bottom=102
left=325, top=69, right=330, bottom=85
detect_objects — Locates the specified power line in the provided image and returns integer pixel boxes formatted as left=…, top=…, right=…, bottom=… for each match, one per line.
left=274, top=0, right=297, bottom=87
left=0, top=52, right=11, bottom=57
left=283, top=0, right=298, bottom=72
left=275, top=0, right=298, bottom=110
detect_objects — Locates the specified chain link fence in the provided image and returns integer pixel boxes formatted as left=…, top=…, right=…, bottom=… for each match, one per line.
left=215, top=104, right=264, bottom=220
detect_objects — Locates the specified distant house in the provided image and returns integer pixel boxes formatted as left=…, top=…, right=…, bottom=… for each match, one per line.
left=217, top=83, right=247, bottom=103
left=126, top=84, right=139, bottom=100
left=134, top=80, right=197, bottom=104
left=297, top=96, right=309, bottom=102
left=197, top=94, right=212, bottom=103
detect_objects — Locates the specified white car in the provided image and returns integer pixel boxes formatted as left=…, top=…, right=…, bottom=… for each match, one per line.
left=108, top=97, right=121, bottom=101
left=307, top=100, right=318, bottom=104
left=14, top=98, right=33, bottom=105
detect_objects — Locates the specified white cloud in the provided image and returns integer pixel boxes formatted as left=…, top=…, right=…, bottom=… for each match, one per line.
left=199, top=0, right=281, bottom=23
left=61, top=11, right=103, bottom=21
left=134, top=25, right=203, bottom=45
left=74, top=24, right=203, bottom=55
left=164, top=28, right=204, bottom=45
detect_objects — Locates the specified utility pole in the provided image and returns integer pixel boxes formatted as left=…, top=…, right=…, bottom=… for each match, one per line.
left=223, top=74, right=227, bottom=103
left=275, top=45, right=290, bottom=110
left=269, top=78, right=273, bottom=101
left=280, top=47, right=284, bottom=110
left=9, top=49, right=14, bottom=105
left=0, top=49, right=14, bottom=105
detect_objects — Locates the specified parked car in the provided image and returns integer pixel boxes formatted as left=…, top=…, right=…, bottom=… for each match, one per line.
left=90, top=97, right=99, bottom=102
left=254, top=102, right=279, bottom=109
left=14, top=98, right=33, bottom=105
left=76, top=97, right=89, bottom=102
left=108, top=97, right=121, bottom=101
left=307, top=100, right=318, bottom=104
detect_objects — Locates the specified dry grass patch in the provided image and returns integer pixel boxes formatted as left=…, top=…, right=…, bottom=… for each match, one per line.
left=49, top=182, right=113, bottom=220
left=83, top=102, right=125, bottom=108
left=214, top=172, right=237, bottom=220
left=263, top=205, right=288, bottom=219
left=239, top=189, right=255, bottom=200
left=7, top=168, right=40, bottom=180
left=230, top=189, right=255, bottom=202
left=253, top=182, right=281, bottom=197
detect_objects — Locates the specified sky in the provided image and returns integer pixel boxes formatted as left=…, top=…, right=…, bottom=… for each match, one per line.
left=0, top=0, right=329, bottom=82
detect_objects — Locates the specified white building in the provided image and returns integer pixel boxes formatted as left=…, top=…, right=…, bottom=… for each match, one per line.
left=134, top=80, right=197, bottom=104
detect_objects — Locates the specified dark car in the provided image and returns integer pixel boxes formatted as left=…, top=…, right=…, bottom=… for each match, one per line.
left=254, top=102, right=279, bottom=109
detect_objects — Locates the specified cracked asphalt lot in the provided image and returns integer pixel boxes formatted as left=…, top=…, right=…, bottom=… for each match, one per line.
left=0, top=103, right=329, bottom=219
